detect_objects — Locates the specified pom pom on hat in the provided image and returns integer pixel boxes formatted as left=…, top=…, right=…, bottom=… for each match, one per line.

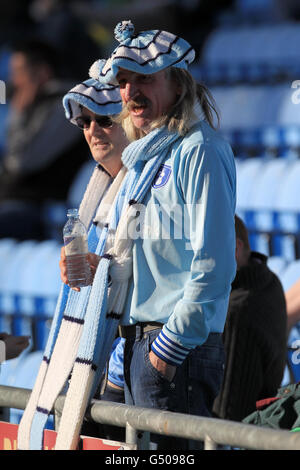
left=114, top=20, right=135, bottom=43
left=89, top=59, right=106, bottom=80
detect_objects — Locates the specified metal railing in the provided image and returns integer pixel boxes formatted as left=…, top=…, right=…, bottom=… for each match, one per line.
left=1, top=384, right=300, bottom=450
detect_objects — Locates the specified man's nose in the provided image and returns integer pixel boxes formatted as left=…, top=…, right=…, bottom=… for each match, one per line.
left=123, top=82, right=138, bottom=102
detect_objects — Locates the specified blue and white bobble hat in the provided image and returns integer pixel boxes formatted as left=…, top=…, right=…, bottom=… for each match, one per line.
left=89, top=20, right=196, bottom=85
left=62, top=74, right=122, bottom=125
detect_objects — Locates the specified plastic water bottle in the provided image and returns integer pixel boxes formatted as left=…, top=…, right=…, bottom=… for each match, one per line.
left=63, top=208, right=91, bottom=288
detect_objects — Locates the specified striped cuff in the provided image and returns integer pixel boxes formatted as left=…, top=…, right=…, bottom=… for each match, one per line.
left=151, top=330, right=191, bottom=366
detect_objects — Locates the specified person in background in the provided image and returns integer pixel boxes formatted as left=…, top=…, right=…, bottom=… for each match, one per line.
left=28, top=0, right=101, bottom=81
left=213, top=215, right=287, bottom=422
left=92, top=20, right=237, bottom=449
left=0, top=38, right=88, bottom=240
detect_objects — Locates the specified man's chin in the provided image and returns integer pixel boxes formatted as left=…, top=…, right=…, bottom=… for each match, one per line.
left=131, top=114, right=151, bottom=132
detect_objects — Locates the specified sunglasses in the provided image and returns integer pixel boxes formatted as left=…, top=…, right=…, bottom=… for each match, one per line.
left=74, top=115, right=114, bottom=130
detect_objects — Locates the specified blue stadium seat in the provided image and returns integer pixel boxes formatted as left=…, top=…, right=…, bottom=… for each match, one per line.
left=0, top=350, right=53, bottom=428
left=201, top=23, right=300, bottom=84
left=0, top=46, right=11, bottom=81
left=212, top=85, right=270, bottom=132
left=42, top=158, right=93, bottom=241
left=278, top=87, right=300, bottom=129
left=267, top=256, right=287, bottom=279
left=272, top=160, right=300, bottom=260
left=236, top=157, right=265, bottom=225
left=0, top=347, right=31, bottom=388
left=279, top=259, right=300, bottom=292
left=0, top=241, right=38, bottom=338
left=42, top=200, right=67, bottom=242
left=212, top=84, right=298, bottom=157
left=17, top=240, right=61, bottom=350
left=67, top=160, right=95, bottom=209
left=250, top=158, right=290, bottom=229
left=0, top=239, right=17, bottom=332
left=246, top=158, right=292, bottom=255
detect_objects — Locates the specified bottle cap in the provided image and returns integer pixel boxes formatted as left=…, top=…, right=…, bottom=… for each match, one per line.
left=67, top=208, right=79, bottom=217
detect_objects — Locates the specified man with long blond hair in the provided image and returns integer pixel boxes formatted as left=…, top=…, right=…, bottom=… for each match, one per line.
left=88, top=20, right=237, bottom=450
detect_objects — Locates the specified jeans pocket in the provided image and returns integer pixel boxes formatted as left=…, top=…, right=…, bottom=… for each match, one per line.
left=144, top=334, right=173, bottom=385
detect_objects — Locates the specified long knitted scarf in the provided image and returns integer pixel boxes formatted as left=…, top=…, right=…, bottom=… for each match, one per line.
left=18, top=126, right=180, bottom=450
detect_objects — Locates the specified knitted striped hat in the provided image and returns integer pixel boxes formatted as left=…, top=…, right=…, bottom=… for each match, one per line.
left=89, top=20, right=195, bottom=85
left=62, top=77, right=122, bottom=124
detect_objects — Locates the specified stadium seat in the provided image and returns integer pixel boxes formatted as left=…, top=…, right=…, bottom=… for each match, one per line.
left=201, top=23, right=300, bottom=85
left=16, top=240, right=61, bottom=350
left=271, top=160, right=300, bottom=259
left=250, top=158, right=290, bottom=228
left=279, top=259, right=300, bottom=292
left=67, top=159, right=95, bottom=210
left=42, top=157, right=94, bottom=241
left=278, top=87, right=300, bottom=129
left=0, top=239, right=18, bottom=332
left=0, top=46, right=11, bottom=81
left=0, top=241, right=38, bottom=338
left=42, top=200, right=67, bottom=242
left=0, top=350, right=53, bottom=428
left=267, top=256, right=287, bottom=279
left=235, top=157, right=266, bottom=225
left=212, top=83, right=298, bottom=157
left=245, top=158, right=292, bottom=255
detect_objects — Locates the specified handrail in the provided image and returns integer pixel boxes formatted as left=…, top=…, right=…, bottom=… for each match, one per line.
left=0, top=384, right=300, bottom=450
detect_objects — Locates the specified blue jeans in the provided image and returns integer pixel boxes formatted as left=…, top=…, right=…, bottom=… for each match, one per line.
left=124, top=328, right=225, bottom=450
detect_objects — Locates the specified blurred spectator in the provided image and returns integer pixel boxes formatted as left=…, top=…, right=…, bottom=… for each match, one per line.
left=213, top=215, right=287, bottom=422
left=28, top=0, right=102, bottom=80
left=0, top=39, right=88, bottom=241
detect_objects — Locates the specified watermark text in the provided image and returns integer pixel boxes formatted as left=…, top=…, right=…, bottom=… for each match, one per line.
left=0, top=80, right=6, bottom=104
left=291, top=80, right=300, bottom=104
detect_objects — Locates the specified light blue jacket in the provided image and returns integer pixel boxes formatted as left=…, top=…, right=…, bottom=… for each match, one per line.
left=123, top=117, right=237, bottom=366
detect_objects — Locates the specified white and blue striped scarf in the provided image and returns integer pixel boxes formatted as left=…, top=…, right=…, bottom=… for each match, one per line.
left=17, top=125, right=180, bottom=450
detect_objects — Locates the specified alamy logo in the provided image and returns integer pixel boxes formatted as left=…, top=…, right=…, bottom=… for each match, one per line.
left=0, top=340, right=5, bottom=363
left=0, top=80, right=6, bottom=104
left=152, top=164, right=171, bottom=189
left=291, top=80, right=300, bottom=104
left=291, top=340, right=300, bottom=365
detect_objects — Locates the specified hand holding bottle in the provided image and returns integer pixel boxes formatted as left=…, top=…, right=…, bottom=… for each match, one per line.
left=59, top=247, right=101, bottom=292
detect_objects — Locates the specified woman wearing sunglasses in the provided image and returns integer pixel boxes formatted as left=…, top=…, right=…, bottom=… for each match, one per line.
left=18, top=77, right=131, bottom=449
left=59, top=78, right=129, bottom=285
left=64, top=79, right=128, bottom=178
left=60, top=78, right=127, bottom=437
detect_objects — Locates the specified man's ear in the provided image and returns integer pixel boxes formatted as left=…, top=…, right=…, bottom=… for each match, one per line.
left=176, top=82, right=182, bottom=96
